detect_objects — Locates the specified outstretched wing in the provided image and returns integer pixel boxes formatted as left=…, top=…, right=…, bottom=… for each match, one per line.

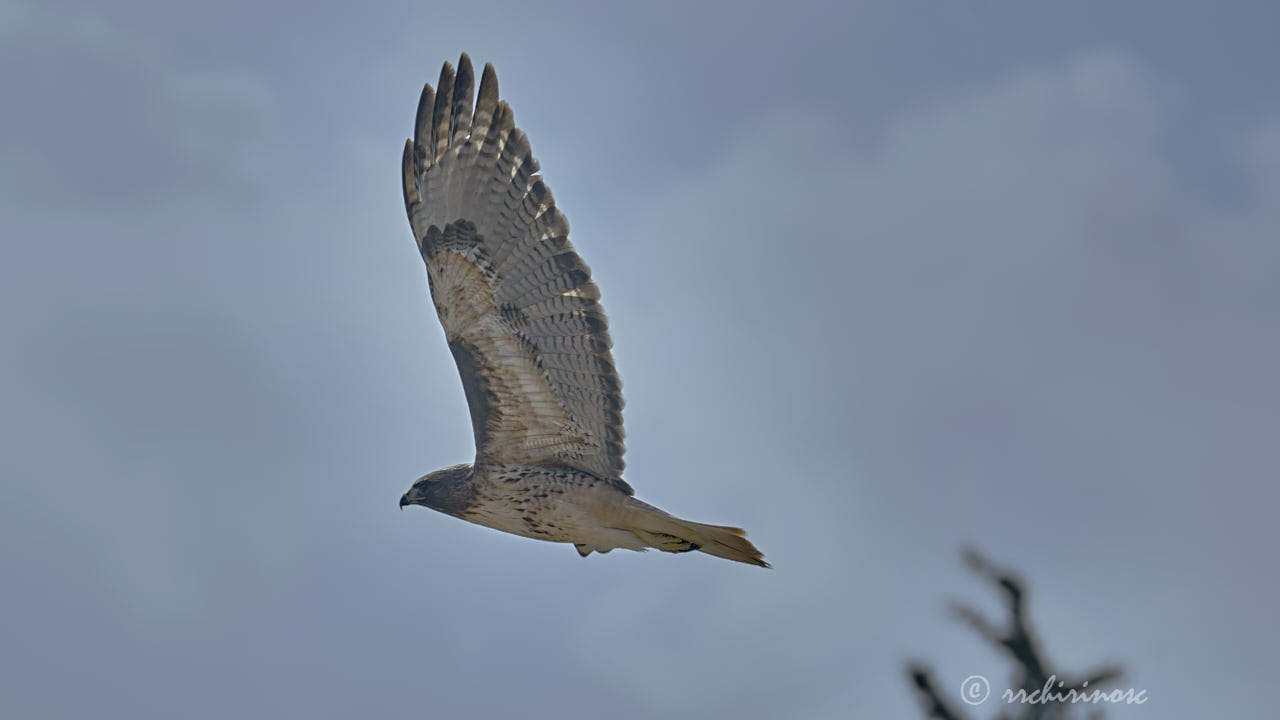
left=401, top=55, right=629, bottom=491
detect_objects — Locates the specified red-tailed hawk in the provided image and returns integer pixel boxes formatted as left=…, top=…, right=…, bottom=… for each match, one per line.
left=398, top=55, right=767, bottom=567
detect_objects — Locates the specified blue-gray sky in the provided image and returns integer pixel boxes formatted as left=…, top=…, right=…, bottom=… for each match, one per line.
left=2, top=1, right=1276, bottom=718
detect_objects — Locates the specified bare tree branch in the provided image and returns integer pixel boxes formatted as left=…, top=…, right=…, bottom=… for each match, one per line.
left=906, top=549, right=1129, bottom=720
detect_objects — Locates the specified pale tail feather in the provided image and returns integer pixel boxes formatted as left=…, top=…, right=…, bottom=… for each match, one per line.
left=623, top=502, right=769, bottom=568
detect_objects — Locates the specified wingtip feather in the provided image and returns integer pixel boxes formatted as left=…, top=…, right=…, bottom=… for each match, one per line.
left=471, top=63, right=498, bottom=142
left=414, top=83, right=434, bottom=154
left=401, top=138, right=418, bottom=212
left=432, top=62, right=455, bottom=161
left=452, top=53, right=475, bottom=142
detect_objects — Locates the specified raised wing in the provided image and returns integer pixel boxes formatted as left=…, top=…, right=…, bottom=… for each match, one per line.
left=401, top=55, right=629, bottom=490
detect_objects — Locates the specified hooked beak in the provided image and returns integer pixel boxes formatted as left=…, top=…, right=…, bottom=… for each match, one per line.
left=400, top=492, right=410, bottom=511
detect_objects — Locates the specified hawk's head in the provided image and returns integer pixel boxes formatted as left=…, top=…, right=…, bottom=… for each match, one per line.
left=400, top=462, right=475, bottom=515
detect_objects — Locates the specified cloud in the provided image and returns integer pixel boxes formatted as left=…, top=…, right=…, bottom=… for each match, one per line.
left=0, top=4, right=282, bottom=212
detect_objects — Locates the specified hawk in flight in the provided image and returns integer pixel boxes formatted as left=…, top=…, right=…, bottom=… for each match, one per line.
left=398, top=54, right=767, bottom=567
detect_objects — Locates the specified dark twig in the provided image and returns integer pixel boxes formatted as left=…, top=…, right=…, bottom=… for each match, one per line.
left=906, top=662, right=972, bottom=720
